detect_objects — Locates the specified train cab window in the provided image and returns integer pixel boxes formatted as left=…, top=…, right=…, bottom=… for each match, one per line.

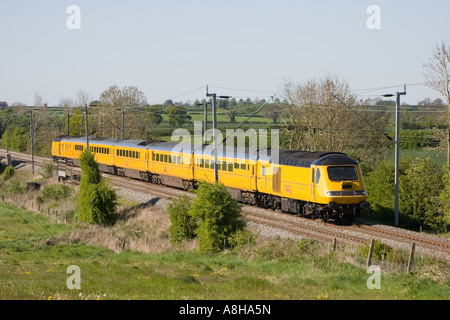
left=316, top=168, right=321, bottom=184
left=327, top=166, right=358, bottom=181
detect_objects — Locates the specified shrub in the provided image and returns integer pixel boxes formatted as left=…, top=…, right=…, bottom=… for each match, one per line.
left=39, top=161, right=55, bottom=179
left=364, top=157, right=446, bottom=231
left=76, top=150, right=117, bottom=224
left=37, top=184, right=72, bottom=204
left=188, top=182, right=245, bottom=253
left=77, top=180, right=117, bottom=224
left=167, top=195, right=196, bottom=244
left=3, top=166, right=15, bottom=180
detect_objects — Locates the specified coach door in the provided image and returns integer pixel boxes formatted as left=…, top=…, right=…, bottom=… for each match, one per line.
left=272, top=166, right=281, bottom=194
left=310, top=165, right=317, bottom=202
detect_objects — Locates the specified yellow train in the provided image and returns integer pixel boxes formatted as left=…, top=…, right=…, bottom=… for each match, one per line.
left=52, top=135, right=370, bottom=223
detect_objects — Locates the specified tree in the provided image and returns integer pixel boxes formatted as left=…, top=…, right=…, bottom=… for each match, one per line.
left=166, top=105, right=191, bottom=127
left=167, top=195, right=196, bottom=244
left=283, top=75, right=388, bottom=163
left=225, top=109, right=237, bottom=122
left=188, top=182, right=245, bottom=253
left=364, top=157, right=447, bottom=231
left=146, top=105, right=164, bottom=126
left=76, top=149, right=117, bottom=224
left=261, top=103, right=284, bottom=124
left=96, top=85, right=148, bottom=138
left=423, top=41, right=450, bottom=166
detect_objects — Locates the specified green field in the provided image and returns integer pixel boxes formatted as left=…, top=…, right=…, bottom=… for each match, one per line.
left=0, top=202, right=448, bottom=300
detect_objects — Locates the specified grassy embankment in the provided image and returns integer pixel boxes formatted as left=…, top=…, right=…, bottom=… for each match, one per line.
left=0, top=201, right=448, bottom=300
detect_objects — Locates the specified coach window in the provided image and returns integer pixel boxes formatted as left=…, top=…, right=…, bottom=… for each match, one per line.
left=221, top=161, right=226, bottom=171
left=163, top=154, right=167, bottom=162
left=152, top=153, right=155, bottom=161
left=261, top=166, right=266, bottom=176
left=228, top=163, right=233, bottom=172
left=241, top=163, right=246, bottom=170
left=205, top=159, right=209, bottom=169
left=234, top=162, right=239, bottom=169
left=156, top=154, right=159, bottom=161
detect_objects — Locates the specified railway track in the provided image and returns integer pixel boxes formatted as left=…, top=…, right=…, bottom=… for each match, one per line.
left=1, top=149, right=449, bottom=258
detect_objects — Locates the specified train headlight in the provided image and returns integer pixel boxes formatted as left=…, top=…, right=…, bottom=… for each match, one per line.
left=326, top=191, right=341, bottom=196
left=354, top=190, right=367, bottom=196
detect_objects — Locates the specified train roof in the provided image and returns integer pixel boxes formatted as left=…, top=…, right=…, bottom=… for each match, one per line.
left=53, top=136, right=359, bottom=167
left=276, top=151, right=358, bottom=167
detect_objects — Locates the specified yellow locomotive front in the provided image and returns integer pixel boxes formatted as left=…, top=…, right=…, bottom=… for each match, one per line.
left=309, top=154, right=370, bottom=223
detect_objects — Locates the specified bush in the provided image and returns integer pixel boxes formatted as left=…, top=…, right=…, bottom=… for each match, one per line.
left=76, top=150, right=117, bottom=225
left=39, top=161, right=55, bottom=179
left=3, top=166, right=15, bottom=180
left=77, top=180, right=117, bottom=224
left=188, top=182, right=245, bottom=253
left=364, top=157, right=446, bottom=231
left=37, top=184, right=72, bottom=204
left=167, top=195, right=196, bottom=244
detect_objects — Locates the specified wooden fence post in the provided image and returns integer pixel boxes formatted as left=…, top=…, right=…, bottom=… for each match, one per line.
left=407, top=242, right=416, bottom=273
left=366, top=238, right=374, bottom=267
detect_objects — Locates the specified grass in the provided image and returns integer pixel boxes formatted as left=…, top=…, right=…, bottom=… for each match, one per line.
left=0, top=202, right=448, bottom=300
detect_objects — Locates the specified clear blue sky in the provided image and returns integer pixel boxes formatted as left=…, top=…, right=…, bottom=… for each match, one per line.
left=1, top=0, right=449, bottom=106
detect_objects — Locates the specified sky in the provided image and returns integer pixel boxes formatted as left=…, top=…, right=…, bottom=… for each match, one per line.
left=1, top=0, right=449, bottom=106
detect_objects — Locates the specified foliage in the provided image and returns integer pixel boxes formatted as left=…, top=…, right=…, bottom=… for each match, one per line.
left=188, top=182, right=245, bottom=253
left=79, top=149, right=101, bottom=185
left=39, top=160, right=55, bottom=179
left=146, top=105, right=164, bottom=126
left=0, top=127, right=29, bottom=152
left=37, top=184, right=72, bottom=204
left=282, top=75, right=389, bottom=163
left=96, top=85, right=149, bottom=139
left=364, top=157, right=447, bottom=231
left=166, top=105, right=192, bottom=127
left=167, top=195, right=196, bottom=244
left=76, top=150, right=117, bottom=224
left=2, top=166, right=15, bottom=181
